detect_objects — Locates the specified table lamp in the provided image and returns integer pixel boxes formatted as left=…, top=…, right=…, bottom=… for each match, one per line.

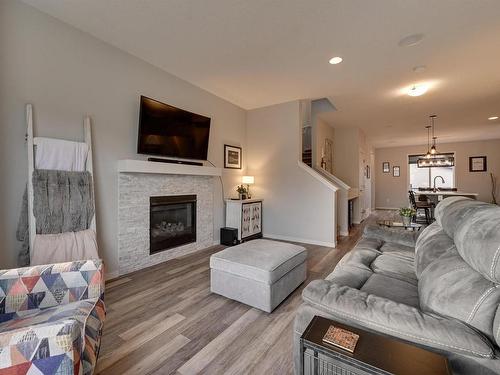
left=242, top=176, right=254, bottom=198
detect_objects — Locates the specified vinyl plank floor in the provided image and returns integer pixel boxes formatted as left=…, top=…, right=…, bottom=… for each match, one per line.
left=97, top=225, right=363, bottom=375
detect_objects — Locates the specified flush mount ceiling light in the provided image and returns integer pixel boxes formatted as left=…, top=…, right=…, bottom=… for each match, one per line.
left=488, top=116, right=499, bottom=120
left=329, top=56, right=343, bottom=65
left=407, top=84, right=428, bottom=97
left=412, top=65, right=427, bottom=73
left=398, top=33, right=425, bottom=47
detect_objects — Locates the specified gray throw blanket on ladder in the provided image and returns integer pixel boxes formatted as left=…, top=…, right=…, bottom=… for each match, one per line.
left=16, top=170, right=95, bottom=266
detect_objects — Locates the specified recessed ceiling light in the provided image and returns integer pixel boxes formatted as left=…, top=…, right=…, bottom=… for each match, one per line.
left=412, top=65, right=427, bottom=73
left=488, top=116, right=498, bottom=120
left=407, top=84, right=428, bottom=97
left=398, top=33, right=425, bottom=47
left=329, top=56, right=343, bottom=65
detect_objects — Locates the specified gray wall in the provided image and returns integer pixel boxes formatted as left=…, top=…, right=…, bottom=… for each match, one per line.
left=0, top=1, right=247, bottom=273
left=246, top=101, right=336, bottom=247
left=375, top=139, right=500, bottom=208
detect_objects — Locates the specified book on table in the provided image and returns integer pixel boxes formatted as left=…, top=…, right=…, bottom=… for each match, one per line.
left=322, top=325, right=360, bottom=353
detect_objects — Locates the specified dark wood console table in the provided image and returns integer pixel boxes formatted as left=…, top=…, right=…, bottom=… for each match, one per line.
left=300, top=316, right=450, bottom=375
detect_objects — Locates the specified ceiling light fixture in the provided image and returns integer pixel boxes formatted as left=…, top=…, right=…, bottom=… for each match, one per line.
left=429, top=115, right=438, bottom=154
left=407, top=84, right=428, bottom=97
left=488, top=116, right=498, bottom=120
left=417, top=115, right=455, bottom=168
left=398, top=33, right=425, bottom=48
left=412, top=65, right=427, bottom=73
left=329, top=56, right=343, bottom=65
left=425, top=126, right=432, bottom=159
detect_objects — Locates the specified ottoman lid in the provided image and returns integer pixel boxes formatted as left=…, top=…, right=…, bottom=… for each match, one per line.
left=210, top=239, right=307, bottom=284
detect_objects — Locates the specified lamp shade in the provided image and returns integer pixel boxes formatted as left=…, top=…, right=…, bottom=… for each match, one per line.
left=242, top=176, right=254, bottom=184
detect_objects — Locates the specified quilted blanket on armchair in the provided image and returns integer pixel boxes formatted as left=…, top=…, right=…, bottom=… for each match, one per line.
left=0, top=259, right=105, bottom=375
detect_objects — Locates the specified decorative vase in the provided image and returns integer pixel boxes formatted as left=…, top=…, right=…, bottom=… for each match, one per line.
left=402, top=215, right=411, bottom=226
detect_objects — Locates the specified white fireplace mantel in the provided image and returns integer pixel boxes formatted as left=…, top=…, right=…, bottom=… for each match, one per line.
left=117, top=159, right=222, bottom=177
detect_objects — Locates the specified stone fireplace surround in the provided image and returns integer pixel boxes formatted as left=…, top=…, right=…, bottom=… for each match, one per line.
left=117, top=161, right=220, bottom=275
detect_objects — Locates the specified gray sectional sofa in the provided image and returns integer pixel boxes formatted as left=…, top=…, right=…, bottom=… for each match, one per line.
left=294, top=197, right=500, bottom=375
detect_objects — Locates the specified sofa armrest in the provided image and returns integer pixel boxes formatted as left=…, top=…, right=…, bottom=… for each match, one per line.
left=0, top=299, right=98, bottom=371
left=302, top=280, right=494, bottom=358
left=363, top=224, right=419, bottom=247
left=0, top=259, right=104, bottom=316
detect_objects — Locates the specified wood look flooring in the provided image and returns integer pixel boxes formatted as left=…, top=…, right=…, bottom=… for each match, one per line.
left=96, top=225, right=364, bottom=375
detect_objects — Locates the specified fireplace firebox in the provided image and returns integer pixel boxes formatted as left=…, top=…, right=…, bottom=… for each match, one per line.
left=150, top=195, right=196, bottom=254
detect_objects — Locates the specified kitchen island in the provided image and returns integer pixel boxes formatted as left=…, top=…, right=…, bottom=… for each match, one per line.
left=414, top=190, right=478, bottom=201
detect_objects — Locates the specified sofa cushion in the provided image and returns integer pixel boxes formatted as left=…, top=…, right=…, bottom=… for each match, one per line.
left=434, top=197, right=500, bottom=283
left=379, top=242, right=415, bottom=258
left=419, top=249, right=500, bottom=343
left=339, top=248, right=380, bottom=271
left=325, top=265, right=374, bottom=289
left=371, top=254, right=417, bottom=285
left=415, top=222, right=456, bottom=278
left=363, top=224, right=420, bottom=247
left=0, top=298, right=101, bottom=373
left=355, top=237, right=384, bottom=252
left=434, top=196, right=478, bottom=237
left=210, top=239, right=307, bottom=284
left=361, top=273, right=419, bottom=307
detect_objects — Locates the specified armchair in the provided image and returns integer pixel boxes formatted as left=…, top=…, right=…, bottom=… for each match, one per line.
left=0, top=259, right=105, bottom=375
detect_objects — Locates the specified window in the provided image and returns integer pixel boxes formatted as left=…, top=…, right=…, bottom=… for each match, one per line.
left=408, top=154, right=455, bottom=189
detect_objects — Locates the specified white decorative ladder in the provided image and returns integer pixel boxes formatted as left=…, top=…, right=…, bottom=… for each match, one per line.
left=25, top=103, right=96, bottom=263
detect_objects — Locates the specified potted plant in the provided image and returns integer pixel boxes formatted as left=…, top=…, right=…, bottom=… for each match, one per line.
left=399, top=207, right=415, bottom=226
left=236, top=185, right=248, bottom=200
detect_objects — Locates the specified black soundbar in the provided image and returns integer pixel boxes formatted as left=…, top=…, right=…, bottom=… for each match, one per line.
left=147, top=157, right=203, bottom=166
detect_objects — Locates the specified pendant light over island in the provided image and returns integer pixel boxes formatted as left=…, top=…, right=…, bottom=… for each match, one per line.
left=417, top=115, right=455, bottom=168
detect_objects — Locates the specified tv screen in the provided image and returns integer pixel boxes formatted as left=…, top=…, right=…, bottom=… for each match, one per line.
left=137, top=96, right=211, bottom=160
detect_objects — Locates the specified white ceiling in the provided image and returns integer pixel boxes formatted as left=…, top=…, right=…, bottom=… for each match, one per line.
left=21, top=0, right=500, bottom=148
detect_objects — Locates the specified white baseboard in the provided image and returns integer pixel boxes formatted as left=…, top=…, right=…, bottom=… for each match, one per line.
left=264, top=233, right=336, bottom=248
left=339, top=230, right=349, bottom=236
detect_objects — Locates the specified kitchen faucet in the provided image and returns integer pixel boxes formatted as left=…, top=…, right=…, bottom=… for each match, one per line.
left=433, top=175, right=445, bottom=192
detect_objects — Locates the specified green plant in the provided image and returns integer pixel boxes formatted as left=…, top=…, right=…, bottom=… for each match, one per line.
left=399, top=207, right=416, bottom=217
left=236, top=185, right=248, bottom=194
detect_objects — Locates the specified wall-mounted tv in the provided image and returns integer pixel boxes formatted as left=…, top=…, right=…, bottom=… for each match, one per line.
left=137, top=96, right=211, bottom=160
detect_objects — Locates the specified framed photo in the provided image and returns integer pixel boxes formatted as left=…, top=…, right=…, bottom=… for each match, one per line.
left=469, top=156, right=487, bottom=172
left=224, top=144, right=242, bottom=169
left=393, top=166, right=400, bottom=177
left=382, top=162, right=390, bottom=173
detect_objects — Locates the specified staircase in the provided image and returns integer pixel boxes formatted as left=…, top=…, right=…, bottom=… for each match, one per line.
left=302, top=149, right=312, bottom=167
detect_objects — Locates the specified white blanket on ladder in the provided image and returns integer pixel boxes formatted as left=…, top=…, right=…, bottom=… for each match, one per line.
left=35, top=137, right=89, bottom=171
left=31, top=229, right=99, bottom=266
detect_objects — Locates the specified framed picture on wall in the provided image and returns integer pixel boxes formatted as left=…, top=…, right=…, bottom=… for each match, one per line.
left=382, top=162, right=390, bottom=173
left=224, top=144, right=242, bottom=169
left=469, top=156, right=487, bottom=172
left=393, top=166, right=400, bottom=177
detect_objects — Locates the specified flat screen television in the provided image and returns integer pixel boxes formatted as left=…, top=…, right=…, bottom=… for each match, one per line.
left=137, top=96, right=211, bottom=160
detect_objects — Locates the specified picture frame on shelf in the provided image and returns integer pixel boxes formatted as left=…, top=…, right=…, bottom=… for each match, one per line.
left=469, top=156, right=487, bottom=172
left=393, top=166, right=400, bottom=177
left=224, top=144, right=242, bottom=169
left=382, top=162, right=390, bottom=173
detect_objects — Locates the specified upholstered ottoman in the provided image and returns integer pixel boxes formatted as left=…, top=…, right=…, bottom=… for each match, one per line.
left=210, top=239, right=307, bottom=312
